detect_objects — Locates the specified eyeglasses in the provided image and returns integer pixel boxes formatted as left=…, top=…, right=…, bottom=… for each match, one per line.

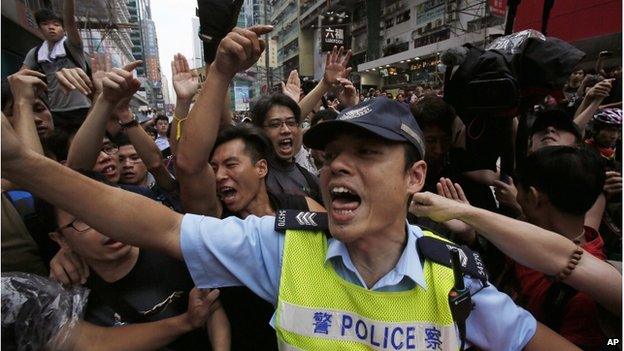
left=264, top=118, right=299, bottom=130
left=57, top=218, right=90, bottom=233
left=101, top=144, right=119, bottom=155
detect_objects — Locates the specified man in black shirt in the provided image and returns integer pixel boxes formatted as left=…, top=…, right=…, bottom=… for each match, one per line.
left=250, top=94, right=322, bottom=202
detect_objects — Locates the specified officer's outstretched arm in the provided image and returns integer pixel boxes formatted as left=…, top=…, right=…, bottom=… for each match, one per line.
left=523, top=322, right=581, bottom=351
left=1, top=114, right=184, bottom=259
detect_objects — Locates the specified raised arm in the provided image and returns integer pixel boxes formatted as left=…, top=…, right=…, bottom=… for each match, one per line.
left=7, top=69, right=48, bottom=156
left=298, top=46, right=351, bottom=119
left=62, top=0, right=82, bottom=48
left=573, top=78, right=613, bottom=130
left=66, top=61, right=142, bottom=170
left=175, top=26, right=272, bottom=215
left=116, top=103, right=176, bottom=191
left=411, top=191, right=622, bottom=315
left=3, top=113, right=183, bottom=260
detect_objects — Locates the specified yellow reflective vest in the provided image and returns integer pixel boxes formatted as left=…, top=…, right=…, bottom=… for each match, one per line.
left=275, top=229, right=459, bottom=350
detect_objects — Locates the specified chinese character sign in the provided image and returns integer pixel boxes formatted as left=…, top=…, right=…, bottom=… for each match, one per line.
left=322, top=27, right=345, bottom=51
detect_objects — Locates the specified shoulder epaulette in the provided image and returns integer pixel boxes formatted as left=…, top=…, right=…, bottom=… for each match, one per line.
left=417, top=235, right=489, bottom=285
left=274, top=210, right=329, bottom=232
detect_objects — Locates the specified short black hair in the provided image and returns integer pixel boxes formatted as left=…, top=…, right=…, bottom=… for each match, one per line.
left=516, top=146, right=605, bottom=216
left=212, top=124, right=274, bottom=163
left=410, top=95, right=455, bottom=136
left=111, top=132, right=132, bottom=147
left=250, top=93, right=301, bottom=127
left=154, top=114, right=169, bottom=124
left=310, top=109, right=338, bottom=128
left=34, top=8, right=63, bottom=27
left=403, top=143, right=421, bottom=172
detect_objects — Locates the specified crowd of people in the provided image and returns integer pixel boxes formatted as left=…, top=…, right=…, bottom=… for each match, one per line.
left=1, top=2, right=622, bottom=350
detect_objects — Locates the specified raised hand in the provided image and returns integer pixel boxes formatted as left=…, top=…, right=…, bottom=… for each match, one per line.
left=91, top=54, right=107, bottom=95
left=336, top=77, right=359, bottom=108
left=101, top=61, right=142, bottom=103
left=281, top=69, right=301, bottom=103
left=604, top=171, right=622, bottom=198
left=323, top=46, right=352, bottom=86
left=436, top=178, right=475, bottom=241
left=587, top=79, right=613, bottom=100
left=8, top=70, right=48, bottom=103
left=183, top=288, right=221, bottom=330
left=492, top=176, right=519, bottom=209
left=48, top=246, right=90, bottom=285
left=55, top=67, right=92, bottom=96
left=213, top=25, right=273, bottom=79
left=172, top=53, right=199, bottom=101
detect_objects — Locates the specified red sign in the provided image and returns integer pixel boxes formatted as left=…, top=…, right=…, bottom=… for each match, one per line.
left=489, top=0, right=507, bottom=17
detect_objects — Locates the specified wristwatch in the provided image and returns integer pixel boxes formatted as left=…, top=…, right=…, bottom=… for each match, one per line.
left=118, top=118, right=139, bottom=130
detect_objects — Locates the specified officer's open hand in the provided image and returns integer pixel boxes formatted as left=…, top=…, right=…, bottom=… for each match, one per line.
left=213, top=25, right=273, bottom=79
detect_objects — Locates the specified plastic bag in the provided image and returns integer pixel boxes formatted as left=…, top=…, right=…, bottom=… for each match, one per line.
left=1, top=272, right=89, bottom=351
left=486, top=29, right=546, bottom=54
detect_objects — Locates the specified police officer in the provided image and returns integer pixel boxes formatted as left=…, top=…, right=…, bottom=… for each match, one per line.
left=1, top=25, right=579, bottom=350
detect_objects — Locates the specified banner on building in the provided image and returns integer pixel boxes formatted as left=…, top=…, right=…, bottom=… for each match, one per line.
left=234, top=86, right=250, bottom=111
left=321, top=27, right=345, bottom=51
left=416, top=0, right=446, bottom=24
left=489, top=0, right=507, bottom=17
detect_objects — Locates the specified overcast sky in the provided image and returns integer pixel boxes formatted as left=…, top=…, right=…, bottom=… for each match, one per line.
left=151, top=0, right=197, bottom=103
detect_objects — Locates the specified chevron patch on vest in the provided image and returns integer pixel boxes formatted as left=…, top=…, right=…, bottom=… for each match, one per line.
left=274, top=210, right=329, bottom=232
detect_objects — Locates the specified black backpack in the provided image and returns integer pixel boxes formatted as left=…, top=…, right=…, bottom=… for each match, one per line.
left=443, top=44, right=520, bottom=125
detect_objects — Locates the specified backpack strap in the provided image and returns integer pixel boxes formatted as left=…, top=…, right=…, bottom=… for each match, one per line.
left=274, top=209, right=329, bottom=234
left=417, top=235, right=489, bottom=285
left=63, top=41, right=92, bottom=77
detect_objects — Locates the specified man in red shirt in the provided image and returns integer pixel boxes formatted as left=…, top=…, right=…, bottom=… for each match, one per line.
left=514, top=145, right=609, bottom=350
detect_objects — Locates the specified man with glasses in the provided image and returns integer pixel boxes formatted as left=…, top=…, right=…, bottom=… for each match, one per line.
left=47, top=171, right=222, bottom=350
left=251, top=93, right=322, bottom=202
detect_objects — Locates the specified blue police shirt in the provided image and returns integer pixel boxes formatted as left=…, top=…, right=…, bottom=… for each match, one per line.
left=180, top=214, right=536, bottom=350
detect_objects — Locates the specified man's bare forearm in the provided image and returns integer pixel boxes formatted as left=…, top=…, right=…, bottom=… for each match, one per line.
left=3, top=150, right=183, bottom=259
left=65, top=314, right=196, bottom=351
left=458, top=206, right=575, bottom=274
left=13, top=101, right=44, bottom=155
left=298, top=79, right=331, bottom=120
left=176, top=67, right=231, bottom=174
left=458, top=204, right=622, bottom=314
left=66, top=96, right=115, bottom=169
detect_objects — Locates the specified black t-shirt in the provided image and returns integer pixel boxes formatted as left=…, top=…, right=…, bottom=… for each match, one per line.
left=84, top=250, right=208, bottom=350
left=265, top=157, right=321, bottom=203
left=219, top=191, right=310, bottom=351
